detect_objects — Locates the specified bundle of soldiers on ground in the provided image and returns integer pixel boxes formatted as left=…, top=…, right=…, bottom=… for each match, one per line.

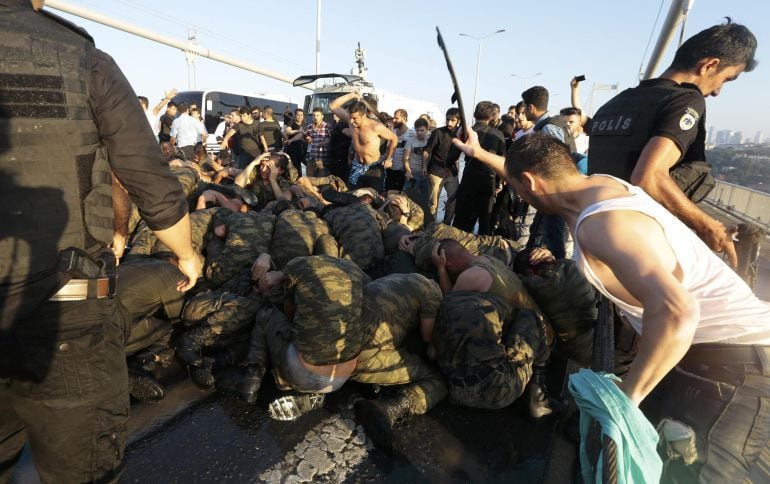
left=125, top=85, right=601, bottom=452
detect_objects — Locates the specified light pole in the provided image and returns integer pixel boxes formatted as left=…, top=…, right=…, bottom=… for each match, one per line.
left=510, top=72, right=542, bottom=99
left=459, top=29, right=505, bottom=109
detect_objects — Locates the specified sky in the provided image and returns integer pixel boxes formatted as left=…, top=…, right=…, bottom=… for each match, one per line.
left=51, top=0, right=769, bottom=137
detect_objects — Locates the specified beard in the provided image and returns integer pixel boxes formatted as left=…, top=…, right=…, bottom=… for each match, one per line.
left=393, top=121, right=404, bottom=129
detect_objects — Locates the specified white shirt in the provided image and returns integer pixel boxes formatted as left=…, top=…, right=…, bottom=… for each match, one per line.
left=170, top=113, right=206, bottom=147
left=144, top=108, right=160, bottom=137
left=573, top=176, right=770, bottom=345
left=574, top=132, right=589, bottom=155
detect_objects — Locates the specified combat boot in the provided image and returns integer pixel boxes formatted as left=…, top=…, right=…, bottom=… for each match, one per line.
left=190, top=357, right=216, bottom=388
left=215, top=365, right=265, bottom=404
left=128, top=367, right=165, bottom=402
left=176, top=326, right=216, bottom=367
left=524, top=365, right=564, bottom=421
left=354, top=391, right=417, bottom=452
left=267, top=392, right=326, bottom=421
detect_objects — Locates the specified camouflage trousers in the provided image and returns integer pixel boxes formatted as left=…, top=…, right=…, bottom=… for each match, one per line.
left=245, top=306, right=446, bottom=414
left=183, top=290, right=262, bottom=343
left=434, top=291, right=548, bottom=410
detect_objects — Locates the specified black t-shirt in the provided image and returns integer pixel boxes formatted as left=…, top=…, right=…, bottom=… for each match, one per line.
left=261, top=119, right=283, bottom=150
left=158, top=113, right=175, bottom=141
left=466, top=123, right=506, bottom=175
left=425, top=126, right=461, bottom=174
left=588, top=78, right=706, bottom=180
left=328, top=120, right=352, bottom=163
left=235, top=121, right=263, bottom=156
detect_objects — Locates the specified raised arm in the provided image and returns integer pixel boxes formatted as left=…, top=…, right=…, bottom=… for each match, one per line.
left=329, top=91, right=360, bottom=123
left=152, top=88, right=177, bottom=116
left=570, top=77, right=586, bottom=124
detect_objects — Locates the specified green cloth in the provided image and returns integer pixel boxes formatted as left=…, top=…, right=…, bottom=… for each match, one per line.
left=568, top=369, right=662, bottom=483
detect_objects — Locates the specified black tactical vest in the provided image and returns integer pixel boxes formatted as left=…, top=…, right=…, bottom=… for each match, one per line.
left=588, top=80, right=704, bottom=180
left=0, top=6, right=113, bottom=319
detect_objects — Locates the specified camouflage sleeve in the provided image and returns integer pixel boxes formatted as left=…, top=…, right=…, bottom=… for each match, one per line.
left=419, top=277, right=443, bottom=320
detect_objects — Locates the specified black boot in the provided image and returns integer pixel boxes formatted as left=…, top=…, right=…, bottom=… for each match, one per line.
left=128, top=368, right=165, bottom=402
left=176, top=326, right=216, bottom=367
left=267, top=392, right=326, bottom=421
left=524, top=365, right=563, bottom=421
left=215, top=365, right=265, bottom=404
left=354, top=391, right=416, bottom=452
left=190, top=357, right=216, bottom=388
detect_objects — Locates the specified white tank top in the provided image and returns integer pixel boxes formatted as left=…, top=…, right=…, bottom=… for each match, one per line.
left=573, top=175, right=770, bottom=345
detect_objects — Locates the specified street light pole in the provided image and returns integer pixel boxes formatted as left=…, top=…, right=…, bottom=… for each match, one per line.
left=510, top=72, right=542, bottom=99
left=459, top=29, right=505, bottom=109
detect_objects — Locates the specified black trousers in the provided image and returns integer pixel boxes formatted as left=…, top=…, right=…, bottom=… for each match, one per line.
left=0, top=298, right=129, bottom=483
left=453, top=168, right=496, bottom=235
left=384, top=169, right=406, bottom=192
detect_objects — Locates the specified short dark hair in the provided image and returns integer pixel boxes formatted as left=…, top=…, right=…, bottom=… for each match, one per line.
left=505, top=132, right=578, bottom=180
left=414, top=118, right=429, bottom=129
left=515, top=101, right=526, bottom=112
left=296, top=108, right=305, bottom=114
left=347, top=100, right=368, bottom=116
left=473, top=101, right=496, bottom=121
left=239, top=106, right=252, bottom=116
left=394, top=108, right=408, bottom=120
left=166, top=101, right=177, bottom=109
left=560, top=107, right=582, bottom=117
left=312, top=106, right=324, bottom=114
left=216, top=150, right=232, bottom=166
left=193, top=142, right=206, bottom=159
left=177, top=102, right=189, bottom=113
left=670, top=18, right=758, bottom=72
left=138, top=96, right=148, bottom=108
left=521, top=86, right=549, bottom=111
left=445, top=107, right=460, bottom=118
left=508, top=105, right=517, bottom=111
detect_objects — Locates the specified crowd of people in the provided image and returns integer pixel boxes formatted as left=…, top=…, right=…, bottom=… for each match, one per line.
left=2, top=2, right=769, bottom=482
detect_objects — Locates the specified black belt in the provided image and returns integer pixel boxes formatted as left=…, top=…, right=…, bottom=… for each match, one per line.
left=682, top=343, right=766, bottom=367
left=447, top=364, right=495, bottom=388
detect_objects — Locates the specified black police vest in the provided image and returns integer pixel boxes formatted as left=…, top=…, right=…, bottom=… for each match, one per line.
left=588, top=82, right=694, bottom=180
left=0, top=8, right=113, bottom=291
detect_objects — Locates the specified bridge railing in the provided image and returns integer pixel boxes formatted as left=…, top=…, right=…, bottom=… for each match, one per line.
left=706, top=180, right=770, bottom=232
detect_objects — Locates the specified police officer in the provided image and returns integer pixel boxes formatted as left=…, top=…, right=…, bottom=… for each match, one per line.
left=0, top=1, right=201, bottom=482
left=588, top=20, right=757, bottom=267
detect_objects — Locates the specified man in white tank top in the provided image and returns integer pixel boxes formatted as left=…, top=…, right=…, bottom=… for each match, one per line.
left=453, top=129, right=770, bottom=481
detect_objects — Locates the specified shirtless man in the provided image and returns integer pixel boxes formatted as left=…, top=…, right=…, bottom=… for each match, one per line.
left=330, top=91, right=397, bottom=192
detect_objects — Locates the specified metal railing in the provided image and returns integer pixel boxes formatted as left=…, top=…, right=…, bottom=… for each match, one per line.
left=705, top=180, right=770, bottom=232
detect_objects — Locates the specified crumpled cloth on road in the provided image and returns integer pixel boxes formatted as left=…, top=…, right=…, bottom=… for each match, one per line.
left=568, top=369, right=662, bottom=484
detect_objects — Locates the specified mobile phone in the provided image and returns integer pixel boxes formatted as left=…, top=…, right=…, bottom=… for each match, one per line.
left=575, top=75, right=586, bottom=83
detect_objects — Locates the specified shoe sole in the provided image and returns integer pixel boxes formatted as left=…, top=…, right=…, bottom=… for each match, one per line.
left=268, top=394, right=324, bottom=421
left=128, top=373, right=165, bottom=402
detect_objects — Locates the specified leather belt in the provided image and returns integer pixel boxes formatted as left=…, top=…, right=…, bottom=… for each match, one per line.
left=49, top=277, right=112, bottom=302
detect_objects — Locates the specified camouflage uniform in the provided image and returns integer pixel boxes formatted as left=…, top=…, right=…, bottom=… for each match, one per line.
left=353, top=273, right=447, bottom=414
left=519, top=260, right=598, bottom=366
left=246, top=273, right=446, bottom=415
left=182, top=290, right=263, bottom=346
left=171, top=165, right=202, bottom=200
left=205, top=211, right=275, bottom=288
left=323, top=203, right=387, bottom=271
left=379, top=194, right=424, bottom=232
left=411, top=223, right=521, bottom=272
left=470, top=256, right=542, bottom=312
left=283, top=256, right=370, bottom=365
left=248, top=169, right=293, bottom=210
left=127, top=207, right=226, bottom=260
left=303, top=175, right=348, bottom=192
left=270, top=209, right=334, bottom=269
left=433, top=291, right=548, bottom=410
left=244, top=256, right=369, bottom=382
